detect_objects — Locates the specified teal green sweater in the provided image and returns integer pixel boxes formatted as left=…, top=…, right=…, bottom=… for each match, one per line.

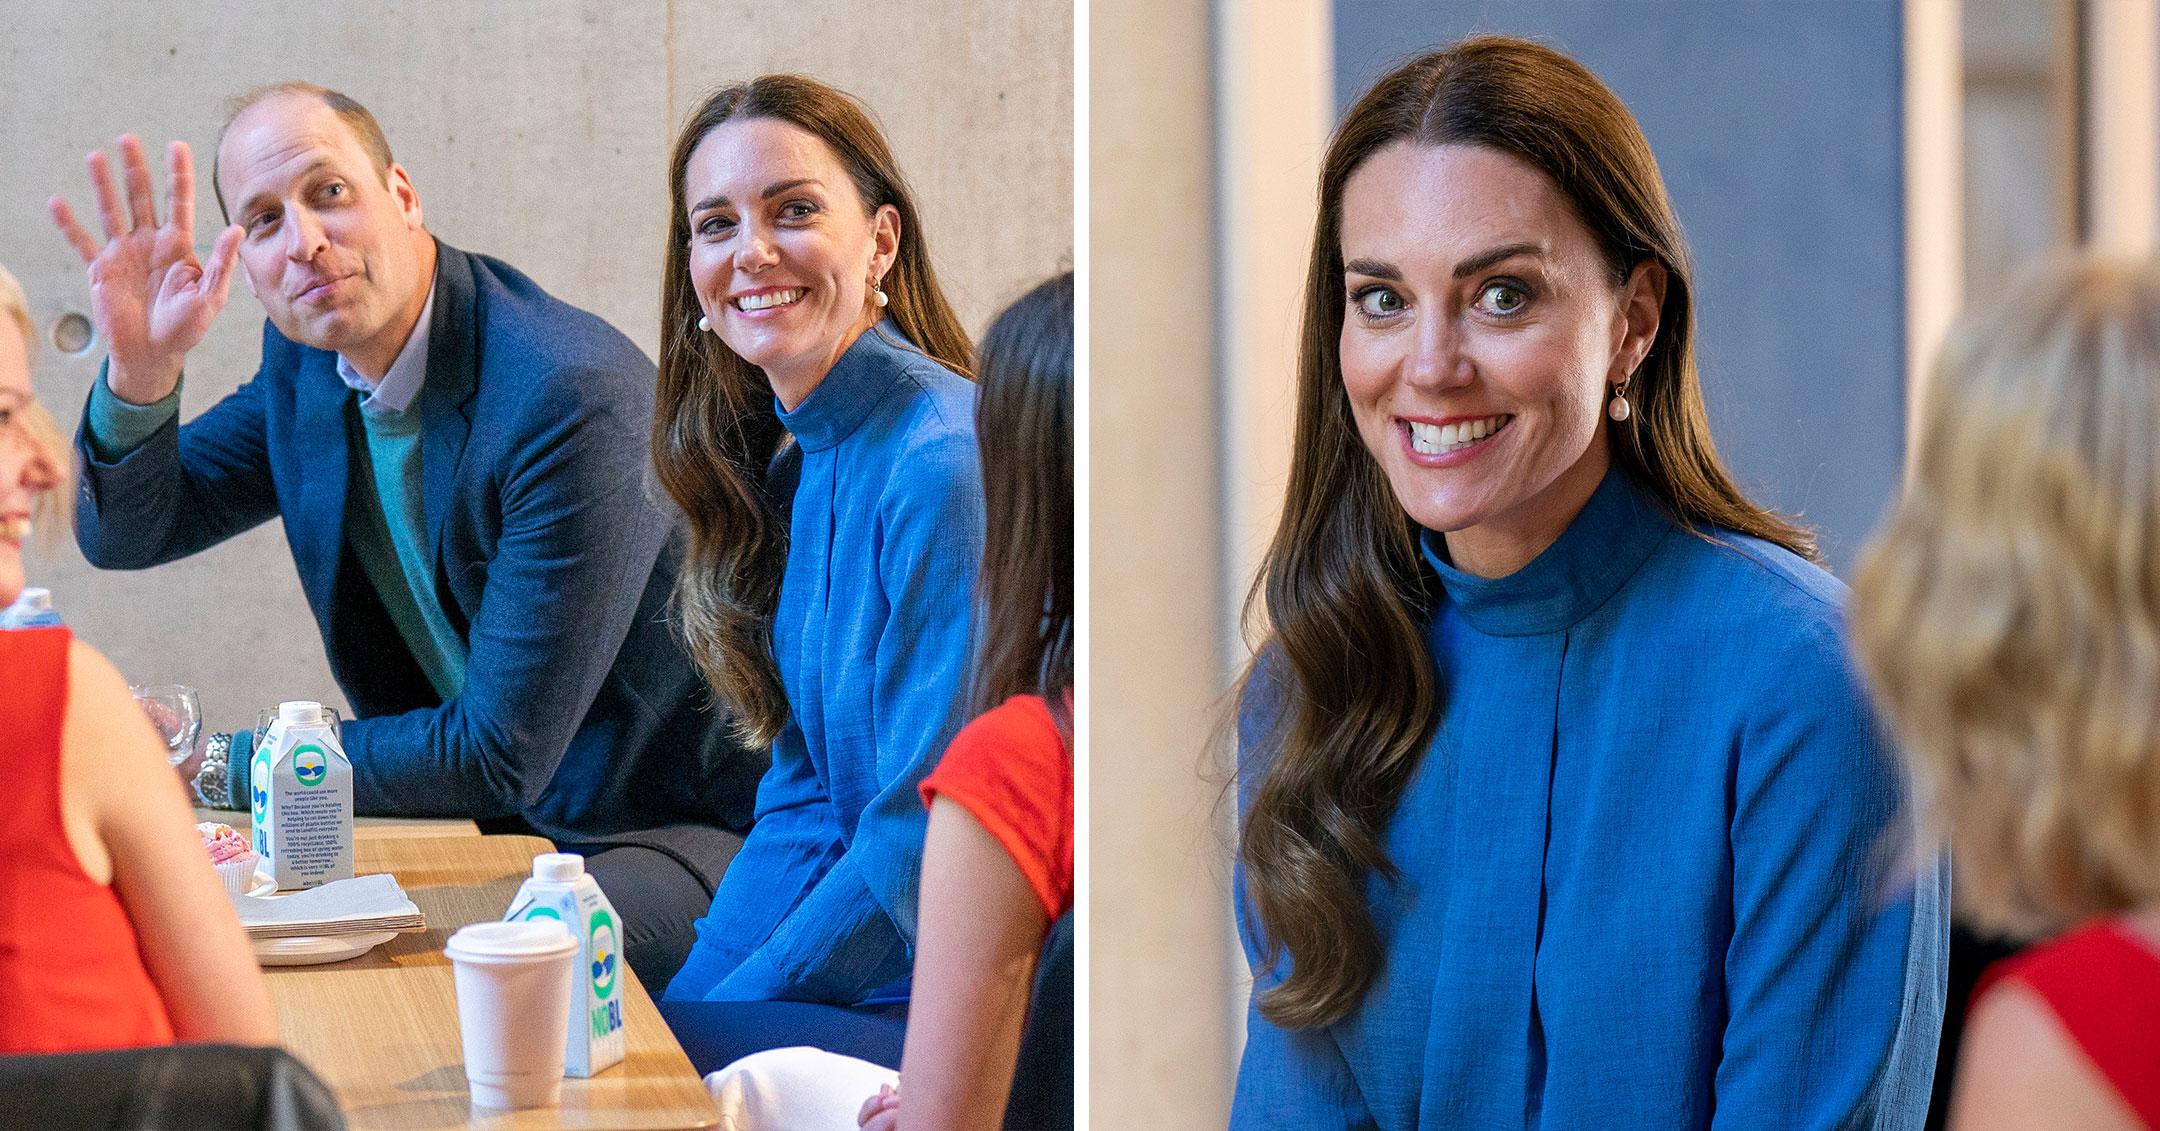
left=86, top=364, right=465, bottom=701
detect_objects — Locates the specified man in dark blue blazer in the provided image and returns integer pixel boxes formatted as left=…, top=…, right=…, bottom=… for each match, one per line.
left=51, top=83, right=761, bottom=987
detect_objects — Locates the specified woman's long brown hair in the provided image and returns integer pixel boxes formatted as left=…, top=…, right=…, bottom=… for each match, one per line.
left=654, top=75, right=973, bottom=746
left=1240, top=36, right=1816, bottom=1030
left=969, top=272, right=1074, bottom=729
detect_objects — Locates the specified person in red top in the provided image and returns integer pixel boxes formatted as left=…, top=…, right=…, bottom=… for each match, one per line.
left=1852, top=257, right=2160, bottom=1129
left=0, top=263, right=275, bottom=1053
left=703, top=272, right=1073, bottom=1130
left=919, top=693, right=1073, bottom=925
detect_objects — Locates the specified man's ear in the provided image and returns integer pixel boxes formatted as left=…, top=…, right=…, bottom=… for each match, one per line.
left=388, top=163, right=423, bottom=230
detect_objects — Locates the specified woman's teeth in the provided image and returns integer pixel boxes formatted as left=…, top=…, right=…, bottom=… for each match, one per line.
left=736, top=289, right=804, bottom=311
left=0, top=518, right=29, bottom=542
left=1408, top=415, right=1510, bottom=455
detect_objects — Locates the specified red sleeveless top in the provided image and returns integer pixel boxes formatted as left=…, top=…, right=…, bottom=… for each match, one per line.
left=0, top=626, right=175, bottom=1052
left=1975, top=918, right=2160, bottom=1123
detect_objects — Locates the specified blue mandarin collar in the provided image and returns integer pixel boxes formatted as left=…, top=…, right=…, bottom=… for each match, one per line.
left=1420, top=467, right=1673, bottom=637
left=776, top=320, right=923, bottom=453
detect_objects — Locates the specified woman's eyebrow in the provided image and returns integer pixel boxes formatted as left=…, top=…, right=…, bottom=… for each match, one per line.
left=1344, top=243, right=1546, bottom=282
left=1451, top=242, right=1543, bottom=279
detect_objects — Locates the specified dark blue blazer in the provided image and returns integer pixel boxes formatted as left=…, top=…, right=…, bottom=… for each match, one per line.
left=75, top=242, right=762, bottom=881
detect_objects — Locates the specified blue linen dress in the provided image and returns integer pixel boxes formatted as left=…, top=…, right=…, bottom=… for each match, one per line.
left=1232, top=470, right=1948, bottom=1129
left=666, top=321, right=983, bottom=1005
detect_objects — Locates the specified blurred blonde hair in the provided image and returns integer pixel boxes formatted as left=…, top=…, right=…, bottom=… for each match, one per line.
left=0, top=265, right=70, bottom=543
left=1853, top=256, right=2160, bottom=938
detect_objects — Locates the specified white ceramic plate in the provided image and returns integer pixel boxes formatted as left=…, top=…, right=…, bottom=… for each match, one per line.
left=252, top=930, right=398, bottom=967
left=248, top=870, right=277, bottom=897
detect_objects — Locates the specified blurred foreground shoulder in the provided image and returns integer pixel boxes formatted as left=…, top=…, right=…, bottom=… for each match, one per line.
left=62, top=637, right=155, bottom=759
left=1951, top=978, right=2143, bottom=1130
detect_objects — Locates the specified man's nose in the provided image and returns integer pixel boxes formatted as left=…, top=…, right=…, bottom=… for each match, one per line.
left=284, top=207, right=328, bottom=263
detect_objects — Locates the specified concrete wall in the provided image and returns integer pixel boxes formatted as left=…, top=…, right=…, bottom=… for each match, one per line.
left=2, top=2, right=1070, bottom=733
left=1088, top=0, right=1239, bottom=1124
left=1337, top=1, right=1907, bottom=572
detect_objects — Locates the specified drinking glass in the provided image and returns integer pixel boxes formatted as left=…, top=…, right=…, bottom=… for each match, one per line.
left=130, top=684, right=202, bottom=767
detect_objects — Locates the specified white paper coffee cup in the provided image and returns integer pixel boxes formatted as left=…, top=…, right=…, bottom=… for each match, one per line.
left=445, top=919, right=579, bottom=1109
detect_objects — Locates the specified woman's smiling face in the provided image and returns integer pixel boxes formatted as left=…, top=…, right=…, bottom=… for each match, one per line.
left=682, top=116, right=898, bottom=409
left=0, top=317, right=60, bottom=606
left=1336, top=141, right=1661, bottom=576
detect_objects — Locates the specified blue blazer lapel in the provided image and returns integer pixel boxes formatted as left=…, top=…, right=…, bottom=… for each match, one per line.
left=419, top=243, right=479, bottom=557
left=291, top=347, right=352, bottom=629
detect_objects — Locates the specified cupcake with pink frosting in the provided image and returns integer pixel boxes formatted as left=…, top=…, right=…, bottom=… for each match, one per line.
left=197, top=822, right=260, bottom=898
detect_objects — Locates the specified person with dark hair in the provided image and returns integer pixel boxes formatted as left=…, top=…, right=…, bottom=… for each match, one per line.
left=47, top=86, right=760, bottom=990
left=652, top=75, right=985, bottom=1059
left=697, top=269, right=1075, bottom=1131
left=1231, top=37, right=1946, bottom=1127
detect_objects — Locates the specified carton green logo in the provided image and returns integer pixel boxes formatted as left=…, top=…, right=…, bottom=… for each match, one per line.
left=292, top=744, right=328, bottom=787
left=251, top=747, right=273, bottom=822
left=519, top=905, right=564, bottom=923
left=589, top=910, right=618, bottom=1000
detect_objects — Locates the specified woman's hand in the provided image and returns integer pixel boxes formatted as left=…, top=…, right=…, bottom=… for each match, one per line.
left=857, top=1082, right=900, bottom=1128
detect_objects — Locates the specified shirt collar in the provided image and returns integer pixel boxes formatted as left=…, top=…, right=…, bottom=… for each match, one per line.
left=775, top=320, right=922, bottom=453
left=1419, top=466, right=1673, bottom=637
left=334, top=273, right=437, bottom=415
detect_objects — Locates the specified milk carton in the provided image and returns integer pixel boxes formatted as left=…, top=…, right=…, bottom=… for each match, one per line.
left=503, top=853, right=625, bottom=1077
left=0, top=588, right=62, bottom=628
left=250, top=700, right=353, bottom=890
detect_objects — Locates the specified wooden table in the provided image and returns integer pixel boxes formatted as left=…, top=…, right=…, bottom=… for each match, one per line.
left=196, top=807, right=483, bottom=840
left=268, top=835, right=719, bottom=1130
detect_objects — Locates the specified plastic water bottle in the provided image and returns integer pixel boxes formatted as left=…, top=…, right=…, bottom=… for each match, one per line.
left=0, top=588, right=62, bottom=629
left=503, top=853, right=626, bottom=1077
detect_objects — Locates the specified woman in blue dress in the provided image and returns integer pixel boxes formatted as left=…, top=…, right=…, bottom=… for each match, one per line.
left=1232, top=37, right=1947, bottom=1128
left=649, top=75, right=983, bottom=1067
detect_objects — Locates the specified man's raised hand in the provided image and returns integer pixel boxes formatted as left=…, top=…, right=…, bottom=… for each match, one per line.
left=49, top=136, right=243, bottom=405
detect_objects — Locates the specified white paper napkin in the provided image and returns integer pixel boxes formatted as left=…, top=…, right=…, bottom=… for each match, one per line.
left=233, top=872, right=426, bottom=938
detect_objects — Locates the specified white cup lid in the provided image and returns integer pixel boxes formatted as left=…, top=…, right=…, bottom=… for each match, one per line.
left=532, top=853, right=585, bottom=882
left=445, top=919, right=576, bottom=963
left=277, top=700, right=325, bottom=725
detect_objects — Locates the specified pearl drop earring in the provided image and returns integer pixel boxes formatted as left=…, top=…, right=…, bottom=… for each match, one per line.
left=871, top=273, right=889, bottom=308
left=697, top=315, right=710, bottom=333
left=1607, top=377, right=1632, bottom=422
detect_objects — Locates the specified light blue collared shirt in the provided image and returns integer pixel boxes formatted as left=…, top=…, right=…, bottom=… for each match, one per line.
left=335, top=282, right=434, bottom=413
